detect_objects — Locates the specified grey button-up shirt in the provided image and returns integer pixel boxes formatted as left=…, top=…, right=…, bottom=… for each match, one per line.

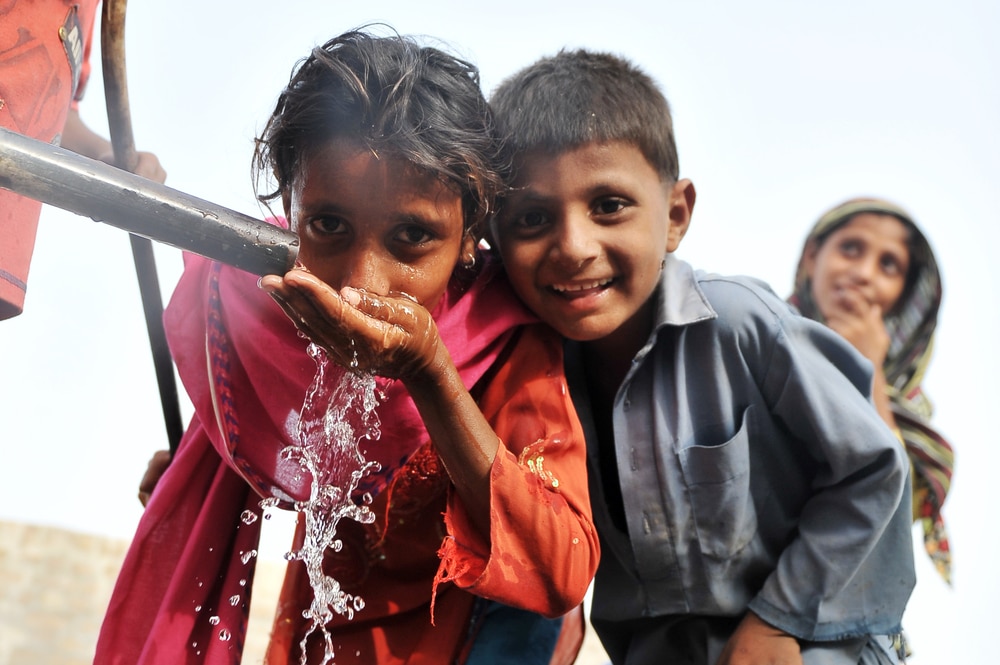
left=568, top=255, right=914, bottom=661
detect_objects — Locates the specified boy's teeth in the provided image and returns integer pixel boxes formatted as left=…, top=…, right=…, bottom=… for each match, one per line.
left=552, top=278, right=611, bottom=293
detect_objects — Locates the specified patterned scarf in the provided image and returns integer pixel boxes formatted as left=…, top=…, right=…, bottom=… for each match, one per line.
left=789, top=198, right=955, bottom=584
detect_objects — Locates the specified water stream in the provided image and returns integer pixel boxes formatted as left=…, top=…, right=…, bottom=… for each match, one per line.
left=281, top=342, right=383, bottom=664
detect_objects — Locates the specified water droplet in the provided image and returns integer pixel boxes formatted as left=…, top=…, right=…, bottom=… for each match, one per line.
left=362, top=492, right=373, bottom=505
left=239, top=578, right=247, bottom=587
left=194, top=605, right=202, bottom=612
left=284, top=551, right=297, bottom=561
left=229, top=594, right=241, bottom=606
left=191, top=641, right=198, bottom=648
left=240, top=509, right=259, bottom=525
left=353, top=596, right=365, bottom=611
left=208, top=616, right=220, bottom=626
left=219, top=629, right=232, bottom=642
left=240, top=549, right=257, bottom=565
left=264, top=513, right=272, bottom=520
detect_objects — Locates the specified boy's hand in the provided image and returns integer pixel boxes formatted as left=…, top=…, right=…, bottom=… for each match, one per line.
left=260, top=269, right=443, bottom=380
left=716, top=612, right=801, bottom=665
left=820, top=288, right=891, bottom=368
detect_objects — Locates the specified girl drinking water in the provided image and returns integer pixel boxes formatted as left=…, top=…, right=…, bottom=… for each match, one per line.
left=98, top=29, right=597, bottom=665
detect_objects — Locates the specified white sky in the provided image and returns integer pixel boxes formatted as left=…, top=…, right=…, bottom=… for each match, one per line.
left=1, top=1, right=997, bottom=663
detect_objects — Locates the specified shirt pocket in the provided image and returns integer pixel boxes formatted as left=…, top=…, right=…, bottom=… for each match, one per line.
left=679, top=406, right=758, bottom=560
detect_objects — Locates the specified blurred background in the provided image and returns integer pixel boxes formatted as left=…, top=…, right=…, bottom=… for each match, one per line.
left=1, top=1, right=996, bottom=662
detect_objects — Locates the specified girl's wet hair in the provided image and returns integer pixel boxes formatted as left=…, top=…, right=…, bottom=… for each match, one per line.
left=253, top=28, right=503, bottom=235
left=490, top=48, right=680, bottom=183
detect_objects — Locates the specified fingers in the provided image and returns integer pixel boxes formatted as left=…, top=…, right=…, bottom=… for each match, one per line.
left=341, top=286, right=423, bottom=331
left=135, top=151, right=167, bottom=184
left=259, top=271, right=439, bottom=378
left=260, top=271, right=394, bottom=369
left=138, top=449, right=173, bottom=507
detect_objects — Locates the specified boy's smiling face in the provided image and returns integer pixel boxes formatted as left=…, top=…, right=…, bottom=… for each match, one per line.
left=491, top=141, right=693, bottom=348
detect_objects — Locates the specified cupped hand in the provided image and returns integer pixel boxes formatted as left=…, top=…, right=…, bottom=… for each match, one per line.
left=260, top=269, right=443, bottom=381
left=820, top=288, right=891, bottom=367
left=716, top=612, right=801, bottom=665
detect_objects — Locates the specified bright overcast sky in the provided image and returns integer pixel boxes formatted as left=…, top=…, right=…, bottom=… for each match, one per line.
left=1, top=1, right=997, bottom=663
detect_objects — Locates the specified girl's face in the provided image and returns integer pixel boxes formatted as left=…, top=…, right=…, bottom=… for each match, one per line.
left=283, top=138, right=471, bottom=313
left=804, top=212, right=911, bottom=317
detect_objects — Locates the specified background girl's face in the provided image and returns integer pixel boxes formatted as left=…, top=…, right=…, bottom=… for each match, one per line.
left=284, top=138, right=471, bottom=313
left=805, top=212, right=911, bottom=317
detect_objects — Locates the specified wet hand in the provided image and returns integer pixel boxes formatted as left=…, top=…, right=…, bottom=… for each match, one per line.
left=716, top=612, right=801, bottom=665
left=260, top=269, right=443, bottom=380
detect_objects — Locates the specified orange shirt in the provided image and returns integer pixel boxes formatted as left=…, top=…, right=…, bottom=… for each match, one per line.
left=266, top=324, right=600, bottom=665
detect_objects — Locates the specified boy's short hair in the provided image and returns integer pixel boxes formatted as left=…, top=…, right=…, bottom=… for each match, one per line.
left=490, top=49, right=679, bottom=182
left=253, top=27, right=503, bottom=233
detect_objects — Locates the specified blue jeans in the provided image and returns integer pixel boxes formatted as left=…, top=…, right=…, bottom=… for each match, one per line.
left=464, top=599, right=564, bottom=665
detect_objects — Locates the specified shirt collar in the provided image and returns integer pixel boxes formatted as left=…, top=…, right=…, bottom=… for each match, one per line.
left=651, top=253, right=717, bottom=332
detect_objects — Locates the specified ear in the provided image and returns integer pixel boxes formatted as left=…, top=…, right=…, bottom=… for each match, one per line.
left=461, top=231, right=478, bottom=264
left=799, top=238, right=820, bottom=280
left=483, top=216, right=498, bottom=251
left=665, top=178, right=696, bottom=253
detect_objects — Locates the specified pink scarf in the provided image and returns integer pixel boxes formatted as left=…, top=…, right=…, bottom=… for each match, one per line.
left=95, top=228, right=533, bottom=664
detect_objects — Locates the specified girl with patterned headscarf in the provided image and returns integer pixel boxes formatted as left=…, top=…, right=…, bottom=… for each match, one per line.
left=790, top=197, right=955, bottom=584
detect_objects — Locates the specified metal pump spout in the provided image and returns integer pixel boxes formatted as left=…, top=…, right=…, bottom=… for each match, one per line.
left=0, top=126, right=299, bottom=277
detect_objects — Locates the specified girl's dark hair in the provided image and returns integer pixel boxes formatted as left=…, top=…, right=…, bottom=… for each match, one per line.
left=490, top=49, right=680, bottom=183
left=253, top=28, right=503, bottom=235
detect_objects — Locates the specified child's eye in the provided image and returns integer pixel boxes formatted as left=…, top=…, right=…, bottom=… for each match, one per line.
left=880, top=253, right=906, bottom=277
left=307, top=216, right=348, bottom=236
left=394, top=225, right=435, bottom=246
left=593, top=197, right=627, bottom=216
left=511, top=210, right=550, bottom=231
left=838, top=239, right=862, bottom=258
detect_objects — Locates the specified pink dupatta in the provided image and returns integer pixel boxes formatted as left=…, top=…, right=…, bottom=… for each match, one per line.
left=95, top=229, right=533, bottom=664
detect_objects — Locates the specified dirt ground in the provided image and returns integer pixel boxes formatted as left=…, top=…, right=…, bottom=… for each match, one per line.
left=0, top=520, right=609, bottom=664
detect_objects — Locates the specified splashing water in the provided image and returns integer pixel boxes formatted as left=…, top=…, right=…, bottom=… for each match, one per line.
left=282, top=343, right=383, bottom=665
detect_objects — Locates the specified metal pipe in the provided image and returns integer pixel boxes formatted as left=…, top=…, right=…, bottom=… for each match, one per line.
left=0, top=126, right=299, bottom=276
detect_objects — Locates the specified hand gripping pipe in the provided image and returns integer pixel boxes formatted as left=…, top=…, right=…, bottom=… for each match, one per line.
left=0, top=126, right=299, bottom=276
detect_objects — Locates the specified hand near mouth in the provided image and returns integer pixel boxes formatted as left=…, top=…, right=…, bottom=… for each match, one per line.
left=822, top=287, right=890, bottom=368
left=260, top=269, right=442, bottom=381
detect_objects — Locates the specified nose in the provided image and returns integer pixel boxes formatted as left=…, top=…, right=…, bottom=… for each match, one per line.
left=335, top=244, right=392, bottom=295
left=550, top=211, right=600, bottom=270
left=848, top=253, right=878, bottom=284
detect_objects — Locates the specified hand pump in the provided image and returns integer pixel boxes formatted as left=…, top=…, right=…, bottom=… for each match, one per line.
left=101, top=0, right=185, bottom=454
